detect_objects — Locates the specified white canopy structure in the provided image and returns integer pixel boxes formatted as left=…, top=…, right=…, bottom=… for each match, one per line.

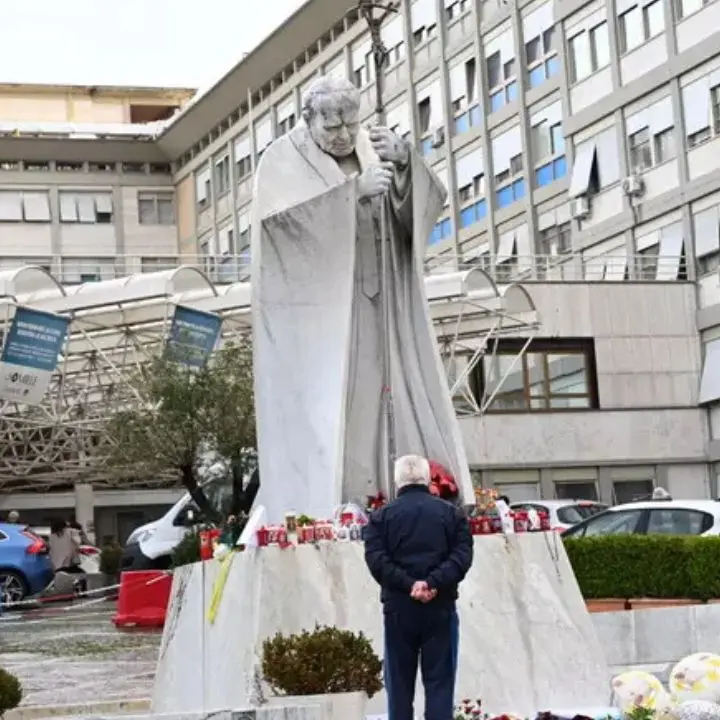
left=0, top=265, right=537, bottom=490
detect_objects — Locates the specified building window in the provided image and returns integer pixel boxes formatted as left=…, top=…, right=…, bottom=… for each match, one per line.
left=138, top=192, right=175, bottom=225
left=459, top=175, right=487, bottom=228
left=532, top=119, right=566, bottom=187
left=195, top=167, right=211, bottom=209
left=612, top=479, right=654, bottom=504
left=554, top=482, right=599, bottom=501
left=525, top=27, right=559, bottom=89
left=214, top=155, right=230, bottom=197
left=429, top=217, right=453, bottom=245
left=487, top=51, right=517, bottom=113
left=675, top=0, right=713, bottom=19
left=539, top=222, right=572, bottom=256
left=568, top=21, right=609, bottom=83
left=278, top=112, right=296, bottom=136
left=446, top=0, right=470, bottom=20
left=619, top=1, right=664, bottom=54
left=495, top=154, right=525, bottom=209
left=628, top=128, right=652, bottom=171
left=59, top=192, right=113, bottom=224
left=475, top=338, right=599, bottom=412
left=628, top=125, right=675, bottom=171
left=449, top=59, right=481, bottom=136
left=0, top=191, right=52, bottom=223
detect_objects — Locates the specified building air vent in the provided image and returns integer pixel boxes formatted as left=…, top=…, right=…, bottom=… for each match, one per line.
left=622, top=174, right=646, bottom=197
left=571, top=195, right=591, bottom=220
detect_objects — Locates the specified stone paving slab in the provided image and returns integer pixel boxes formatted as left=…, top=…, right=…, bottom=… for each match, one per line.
left=0, top=602, right=161, bottom=710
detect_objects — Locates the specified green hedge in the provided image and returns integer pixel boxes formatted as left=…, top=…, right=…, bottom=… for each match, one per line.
left=564, top=535, right=720, bottom=600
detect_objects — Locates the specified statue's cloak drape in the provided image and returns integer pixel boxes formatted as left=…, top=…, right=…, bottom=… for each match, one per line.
left=251, top=122, right=472, bottom=523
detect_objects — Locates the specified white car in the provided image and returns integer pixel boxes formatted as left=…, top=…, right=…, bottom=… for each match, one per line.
left=31, top=526, right=101, bottom=574
left=510, top=500, right=608, bottom=531
left=561, top=499, right=720, bottom=538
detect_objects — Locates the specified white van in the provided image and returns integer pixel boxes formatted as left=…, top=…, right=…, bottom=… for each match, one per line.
left=120, top=465, right=253, bottom=571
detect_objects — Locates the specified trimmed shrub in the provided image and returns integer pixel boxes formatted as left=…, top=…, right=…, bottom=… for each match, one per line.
left=0, top=667, right=22, bottom=717
left=261, top=624, right=383, bottom=698
left=564, top=535, right=720, bottom=600
left=99, top=542, right=123, bottom=576
left=170, top=531, right=201, bottom=569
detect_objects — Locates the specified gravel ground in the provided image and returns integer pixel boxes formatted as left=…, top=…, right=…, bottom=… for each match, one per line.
left=0, top=601, right=161, bottom=708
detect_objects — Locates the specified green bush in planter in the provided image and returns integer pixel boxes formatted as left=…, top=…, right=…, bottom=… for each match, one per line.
left=261, top=625, right=383, bottom=698
left=170, top=531, right=201, bottom=569
left=0, top=667, right=22, bottom=717
left=99, top=542, right=123, bottom=576
left=564, top=535, right=720, bottom=600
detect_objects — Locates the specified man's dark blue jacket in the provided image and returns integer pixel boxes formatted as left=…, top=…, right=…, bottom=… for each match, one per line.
left=363, top=484, right=473, bottom=611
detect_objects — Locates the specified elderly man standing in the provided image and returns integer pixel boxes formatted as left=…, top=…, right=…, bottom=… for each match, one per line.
left=251, top=75, right=472, bottom=524
left=364, top=454, right=473, bottom=720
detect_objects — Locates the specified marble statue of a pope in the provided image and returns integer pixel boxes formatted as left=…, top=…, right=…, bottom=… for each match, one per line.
left=251, top=75, right=472, bottom=523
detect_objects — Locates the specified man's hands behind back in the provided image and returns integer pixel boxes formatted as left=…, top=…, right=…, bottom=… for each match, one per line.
left=410, top=580, right=437, bottom=604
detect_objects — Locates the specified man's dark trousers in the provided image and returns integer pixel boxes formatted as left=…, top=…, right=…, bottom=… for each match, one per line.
left=383, top=602, right=459, bottom=720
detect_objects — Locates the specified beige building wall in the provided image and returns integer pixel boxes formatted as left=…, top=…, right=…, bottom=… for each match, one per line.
left=175, top=176, right=197, bottom=258
left=0, top=85, right=195, bottom=124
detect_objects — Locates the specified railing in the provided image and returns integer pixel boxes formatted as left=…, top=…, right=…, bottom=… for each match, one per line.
left=424, top=253, right=688, bottom=283
left=0, top=252, right=688, bottom=286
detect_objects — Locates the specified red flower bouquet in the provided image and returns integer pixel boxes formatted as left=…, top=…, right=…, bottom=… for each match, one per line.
left=429, top=460, right=459, bottom=500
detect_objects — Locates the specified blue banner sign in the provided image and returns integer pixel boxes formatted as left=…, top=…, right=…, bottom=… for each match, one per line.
left=165, top=305, right=222, bottom=368
left=0, top=307, right=70, bottom=404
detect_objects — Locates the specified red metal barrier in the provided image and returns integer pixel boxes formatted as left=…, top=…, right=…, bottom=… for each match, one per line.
left=113, top=570, right=171, bottom=628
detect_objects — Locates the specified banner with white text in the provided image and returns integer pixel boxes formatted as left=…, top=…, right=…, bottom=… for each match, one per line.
left=0, top=307, right=70, bottom=405
left=165, top=305, right=223, bottom=368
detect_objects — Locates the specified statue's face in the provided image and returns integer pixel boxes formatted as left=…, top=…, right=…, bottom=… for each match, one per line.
left=307, top=96, right=360, bottom=158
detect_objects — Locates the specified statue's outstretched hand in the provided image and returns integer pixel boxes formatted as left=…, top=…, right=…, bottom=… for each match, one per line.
left=357, top=162, right=395, bottom=200
left=369, top=127, right=410, bottom=167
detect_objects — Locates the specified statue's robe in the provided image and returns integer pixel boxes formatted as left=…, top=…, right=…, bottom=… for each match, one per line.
left=251, top=121, right=472, bottom=523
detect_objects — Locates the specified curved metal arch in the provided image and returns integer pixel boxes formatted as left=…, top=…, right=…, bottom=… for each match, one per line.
left=0, top=265, right=66, bottom=304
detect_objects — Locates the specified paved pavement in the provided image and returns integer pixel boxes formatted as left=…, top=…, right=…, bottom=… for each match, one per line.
left=0, top=601, right=160, bottom=709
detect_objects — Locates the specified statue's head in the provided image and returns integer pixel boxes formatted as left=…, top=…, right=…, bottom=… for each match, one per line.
left=301, top=75, right=361, bottom=158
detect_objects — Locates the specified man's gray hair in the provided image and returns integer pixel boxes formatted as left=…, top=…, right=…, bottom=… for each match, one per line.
left=394, top=454, right=431, bottom=490
left=301, top=75, right=361, bottom=122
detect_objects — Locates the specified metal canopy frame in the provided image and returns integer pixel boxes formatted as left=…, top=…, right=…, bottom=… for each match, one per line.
left=427, top=268, right=539, bottom=417
left=0, top=265, right=538, bottom=491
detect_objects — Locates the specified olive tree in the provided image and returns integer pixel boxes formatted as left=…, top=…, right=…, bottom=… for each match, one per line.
left=104, top=338, right=256, bottom=522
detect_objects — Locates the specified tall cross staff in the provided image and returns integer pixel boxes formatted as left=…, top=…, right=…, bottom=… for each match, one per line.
left=358, top=0, right=400, bottom=501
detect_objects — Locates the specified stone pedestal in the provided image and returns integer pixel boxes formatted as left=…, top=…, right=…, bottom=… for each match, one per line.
left=153, top=535, right=609, bottom=717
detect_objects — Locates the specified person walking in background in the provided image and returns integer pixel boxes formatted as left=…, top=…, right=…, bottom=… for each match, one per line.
left=48, top=519, right=87, bottom=594
left=364, top=454, right=473, bottom=720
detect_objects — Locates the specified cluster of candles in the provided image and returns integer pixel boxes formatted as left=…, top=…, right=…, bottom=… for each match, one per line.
left=469, top=510, right=551, bottom=535
left=256, top=510, right=366, bottom=547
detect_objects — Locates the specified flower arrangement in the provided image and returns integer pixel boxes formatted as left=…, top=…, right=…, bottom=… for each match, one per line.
left=366, top=491, right=387, bottom=512
left=454, top=699, right=526, bottom=720
left=429, top=461, right=459, bottom=500
left=474, top=487, right=499, bottom=514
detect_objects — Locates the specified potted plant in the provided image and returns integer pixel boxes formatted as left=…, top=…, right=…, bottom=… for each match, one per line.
left=260, top=624, right=382, bottom=720
left=0, top=667, right=22, bottom=719
left=99, top=541, right=124, bottom=585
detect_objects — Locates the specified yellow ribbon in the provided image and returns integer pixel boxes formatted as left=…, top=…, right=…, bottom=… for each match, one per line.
left=207, top=551, right=235, bottom=624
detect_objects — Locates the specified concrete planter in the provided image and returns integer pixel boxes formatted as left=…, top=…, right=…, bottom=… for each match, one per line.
left=586, top=598, right=629, bottom=613
left=266, top=691, right=367, bottom=720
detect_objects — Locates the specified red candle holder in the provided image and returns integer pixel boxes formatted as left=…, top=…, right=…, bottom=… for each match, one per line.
left=256, top=527, right=270, bottom=547
left=479, top=516, right=492, bottom=535
left=513, top=511, right=529, bottom=533
left=538, top=511, right=551, bottom=531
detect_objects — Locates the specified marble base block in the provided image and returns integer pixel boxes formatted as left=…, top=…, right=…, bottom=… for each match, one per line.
left=152, top=535, right=610, bottom=717
left=266, top=691, right=367, bottom=720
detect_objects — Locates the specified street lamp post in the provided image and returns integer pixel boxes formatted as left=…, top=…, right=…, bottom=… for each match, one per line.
left=356, top=1, right=400, bottom=501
